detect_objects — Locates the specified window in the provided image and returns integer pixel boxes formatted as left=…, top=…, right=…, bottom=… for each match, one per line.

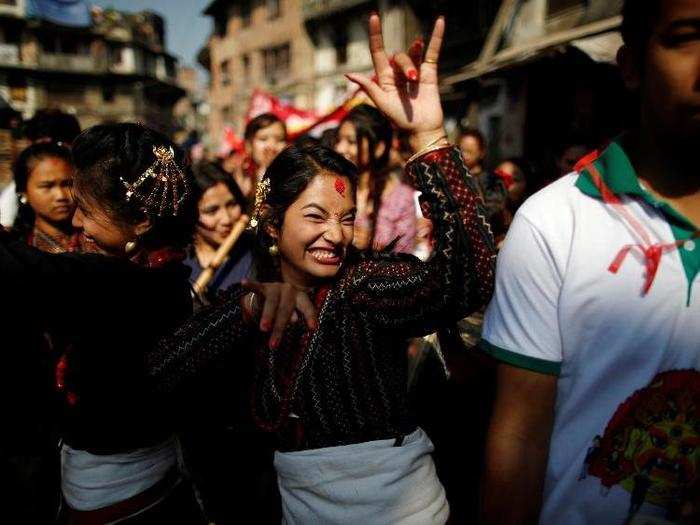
left=240, top=0, right=252, bottom=27
left=222, top=104, right=233, bottom=123
left=334, top=30, right=348, bottom=66
left=40, top=35, right=90, bottom=55
left=242, top=54, right=251, bottom=84
left=264, top=43, right=290, bottom=85
left=267, top=0, right=280, bottom=19
left=547, top=0, right=584, bottom=17
left=109, top=45, right=123, bottom=66
left=220, top=59, right=231, bottom=86
left=103, top=85, right=116, bottom=103
left=214, top=14, right=227, bottom=36
left=8, top=74, right=26, bottom=102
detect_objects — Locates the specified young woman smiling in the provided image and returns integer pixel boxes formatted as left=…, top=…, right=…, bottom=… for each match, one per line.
left=335, top=104, right=418, bottom=254
left=186, top=162, right=253, bottom=294
left=149, top=15, right=496, bottom=523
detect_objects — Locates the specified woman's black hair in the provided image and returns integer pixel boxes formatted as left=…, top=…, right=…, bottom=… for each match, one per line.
left=23, top=109, right=81, bottom=144
left=71, top=123, right=197, bottom=251
left=244, top=112, right=287, bottom=142
left=254, top=142, right=358, bottom=281
left=12, top=141, right=73, bottom=237
left=339, top=104, right=393, bottom=245
left=459, top=127, right=487, bottom=152
left=191, top=161, right=248, bottom=214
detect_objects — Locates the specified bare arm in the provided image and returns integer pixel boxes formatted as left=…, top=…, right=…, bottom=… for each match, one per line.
left=481, top=363, right=558, bottom=525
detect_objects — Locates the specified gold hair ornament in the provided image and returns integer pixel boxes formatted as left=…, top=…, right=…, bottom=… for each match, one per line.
left=121, top=145, right=189, bottom=217
left=248, top=177, right=271, bottom=229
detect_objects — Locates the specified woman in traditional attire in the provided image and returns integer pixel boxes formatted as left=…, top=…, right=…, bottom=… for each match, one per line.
left=233, top=113, right=288, bottom=200
left=12, top=142, right=87, bottom=253
left=1, top=123, right=207, bottom=523
left=148, top=15, right=496, bottom=524
left=335, top=104, right=418, bottom=254
left=186, top=161, right=253, bottom=295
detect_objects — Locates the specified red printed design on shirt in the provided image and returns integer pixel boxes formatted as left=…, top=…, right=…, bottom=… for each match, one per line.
left=582, top=370, right=700, bottom=513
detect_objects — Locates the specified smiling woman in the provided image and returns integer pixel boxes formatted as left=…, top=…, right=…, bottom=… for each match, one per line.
left=148, top=14, right=497, bottom=524
left=253, top=144, right=357, bottom=286
left=185, top=161, right=253, bottom=295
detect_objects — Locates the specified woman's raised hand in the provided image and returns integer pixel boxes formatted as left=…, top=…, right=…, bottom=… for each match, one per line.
left=346, top=14, right=446, bottom=151
left=241, top=280, right=318, bottom=349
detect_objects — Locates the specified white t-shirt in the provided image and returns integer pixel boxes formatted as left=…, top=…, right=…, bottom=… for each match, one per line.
left=482, top=141, right=700, bottom=525
left=0, top=181, right=17, bottom=227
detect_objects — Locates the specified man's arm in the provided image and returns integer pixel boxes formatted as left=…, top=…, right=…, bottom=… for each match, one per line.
left=481, top=363, right=557, bottom=525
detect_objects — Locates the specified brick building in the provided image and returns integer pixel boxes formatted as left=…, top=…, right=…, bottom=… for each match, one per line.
left=0, top=1, right=185, bottom=135
left=201, top=0, right=315, bottom=145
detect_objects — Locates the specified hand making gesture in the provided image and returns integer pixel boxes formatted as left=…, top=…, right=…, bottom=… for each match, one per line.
left=346, top=14, right=447, bottom=152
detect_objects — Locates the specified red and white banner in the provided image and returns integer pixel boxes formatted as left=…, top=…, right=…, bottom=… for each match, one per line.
left=245, top=88, right=366, bottom=140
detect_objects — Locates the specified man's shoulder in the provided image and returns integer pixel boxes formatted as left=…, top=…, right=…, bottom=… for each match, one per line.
left=516, top=172, right=588, bottom=231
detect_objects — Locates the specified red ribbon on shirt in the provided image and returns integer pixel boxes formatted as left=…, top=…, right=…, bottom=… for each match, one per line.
left=583, top=162, right=700, bottom=295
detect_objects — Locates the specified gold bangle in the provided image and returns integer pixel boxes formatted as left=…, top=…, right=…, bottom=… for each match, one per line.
left=407, top=141, right=452, bottom=165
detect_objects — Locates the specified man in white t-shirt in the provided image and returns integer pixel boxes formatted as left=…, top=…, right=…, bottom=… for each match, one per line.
left=480, top=1, right=700, bottom=524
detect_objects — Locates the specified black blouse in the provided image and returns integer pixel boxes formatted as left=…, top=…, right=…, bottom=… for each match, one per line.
left=148, top=146, right=497, bottom=450
left=0, top=233, right=193, bottom=454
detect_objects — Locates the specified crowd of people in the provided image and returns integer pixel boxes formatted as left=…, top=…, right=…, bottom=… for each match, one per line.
left=0, top=0, right=699, bottom=523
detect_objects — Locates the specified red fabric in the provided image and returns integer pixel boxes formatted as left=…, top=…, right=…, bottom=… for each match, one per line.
left=586, top=163, right=699, bottom=295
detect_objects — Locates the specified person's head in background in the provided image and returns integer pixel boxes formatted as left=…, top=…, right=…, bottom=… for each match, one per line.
left=70, top=123, right=197, bottom=257
left=244, top=113, right=288, bottom=175
left=459, top=127, right=487, bottom=174
left=23, top=109, right=81, bottom=146
left=335, top=104, right=392, bottom=177
left=319, top=127, right=338, bottom=149
left=617, top=0, right=700, bottom=170
left=494, top=157, right=534, bottom=212
left=13, top=142, right=75, bottom=247
left=554, top=133, right=591, bottom=178
left=191, top=161, right=247, bottom=256
left=294, top=134, right=321, bottom=149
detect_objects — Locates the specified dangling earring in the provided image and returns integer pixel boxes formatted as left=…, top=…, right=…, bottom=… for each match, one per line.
left=125, top=240, right=138, bottom=254
left=18, top=194, right=27, bottom=205
left=268, top=244, right=279, bottom=257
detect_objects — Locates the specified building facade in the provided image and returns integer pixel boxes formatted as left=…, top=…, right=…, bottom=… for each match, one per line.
left=442, top=0, right=626, bottom=186
left=203, top=0, right=315, bottom=145
left=302, top=0, right=420, bottom=113
left=201, top=0, right=498, bottom=149
left=0, top=1, right=185, bottom=135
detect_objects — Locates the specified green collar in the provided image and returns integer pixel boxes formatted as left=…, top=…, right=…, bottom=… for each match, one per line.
left=575, top=139, right=699, bottom=304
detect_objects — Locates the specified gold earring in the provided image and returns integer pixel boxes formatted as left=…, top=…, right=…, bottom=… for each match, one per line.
left=18, top=194, right=27, bottom=205
left=125, top=240, right=138, bottom=254
left=268, top=244, right=279, bottom=257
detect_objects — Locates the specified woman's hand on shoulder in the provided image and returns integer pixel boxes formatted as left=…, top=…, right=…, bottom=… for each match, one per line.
left=346, top=14, right=447, bottom=152
left=240, top=280, right=318, bottom=349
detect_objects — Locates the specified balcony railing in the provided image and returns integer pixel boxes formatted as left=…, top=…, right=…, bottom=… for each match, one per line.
left=0, top=43, right=19, bottom=65
left=302, top=0, right=370, bottom=20
left=39, top=53, right=102, bottom=73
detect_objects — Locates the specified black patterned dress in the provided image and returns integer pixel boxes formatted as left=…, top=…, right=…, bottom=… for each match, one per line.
left=149, top=145, right=495, bottom=448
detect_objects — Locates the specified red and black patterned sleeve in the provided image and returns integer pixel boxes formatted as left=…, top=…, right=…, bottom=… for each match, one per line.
left=344, top=146, right=496, bottom=336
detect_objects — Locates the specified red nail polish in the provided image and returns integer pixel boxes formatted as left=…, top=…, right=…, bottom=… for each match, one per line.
left=269, top=338, right=279, bottom=350
left=407, top=69, right=418, bottom=82
left=260, top=320, right=271, bottom=332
